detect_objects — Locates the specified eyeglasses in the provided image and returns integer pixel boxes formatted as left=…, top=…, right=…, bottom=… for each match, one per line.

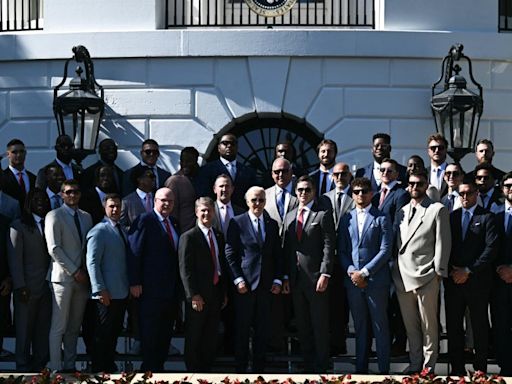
left=445, top=171, right=461, bottom=177
left=352, top=189, right=370, bottom=195
left=408, top=181, right=426, bottom=187
left=272, top=169, right=290, bottom=175
left=459, top=191, right=476, bottom=197
left=143, top=149, right=159, bottom=156
left=220, top=140, right=236, bottom=146
left=297, top=187, right=312, bottom=194
left=250, top=198, right=265, bottom=203
left=379, top=168, right=395, bottom=174
left=429, top=145, right=446, bottom=152
left=503, top=184, right=512, bottom=189
left=475, top=175, right=490, bottom=181
left=333, top=171, right=349, bottom=177
left=63, top=189, right=81, bottom=196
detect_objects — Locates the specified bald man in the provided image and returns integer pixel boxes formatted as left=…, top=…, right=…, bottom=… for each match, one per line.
left=128, top=187, right=180, bottom=372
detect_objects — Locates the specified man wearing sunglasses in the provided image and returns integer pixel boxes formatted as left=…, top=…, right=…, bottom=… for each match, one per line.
left=338, top=177, right=392, bottom=374
left=392, top=170, right=451, bottom=374
left=426, top=133, right=449, bottom=197
left=474, top=163, right=502, bottom=211
left=445, top=181, right=498, bottom=375
left=122, top=139, right=171, bottom=196
left=45, top=180, right=93, bottom=372
left=224, top=186, right=282, bottom=373
left=441, top=163, right=465, bottom=213
left=493, top=172, right=512, bottom=376
left=282, top=175, right=335, bottom=372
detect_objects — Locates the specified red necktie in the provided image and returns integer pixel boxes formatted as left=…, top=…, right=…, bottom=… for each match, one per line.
left=208, top=229, right=219, bottom=285
left=163, top=218, right=176, bottom=250
left=296, top=208, right=304, bottom=241
left=378, top=188, right=388, bottom=209
left=18, top=172, right=26, bottom=195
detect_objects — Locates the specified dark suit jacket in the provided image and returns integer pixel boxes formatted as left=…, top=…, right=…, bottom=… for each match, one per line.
left=282, top=202, right=335, bottom=286
left=196, top=159, right=257, bottom=208
left=466, top=166, right=506, bottom=186
left=224, top=211, right=282, bottom=291
left=494, top=211, right=512, bottom=267
left=1, top=168, right=36, bottom=209
left=178, top=224, right=227, bottom=301
left=79, top=188, right=106, bottom=225
left=309, top=168, right=335, bottom=198
left=127, top=211, right=180, bottom=300
left=479, top=188, right=503, bottom=211
left=449, top=206, right=499, bottom=284
left=0, top=214, right=10, bottom=282
left=356, top=162, right=407, bottom=193
left=35, top=160, right=82, bottom=190
left=371, top=184, right=410, bottom=224
left=81, top=160, right=124, bottom=194
left=120, top=191, right=147, bottom=231
left=212, top=202, right=244, bottom=239
left=122, top=163, right=171, bottom=197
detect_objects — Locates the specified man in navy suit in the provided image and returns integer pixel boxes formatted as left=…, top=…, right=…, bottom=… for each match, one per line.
left=445, top=181, right=499, bottom=375
left=197, top=134, right=257, bottom=208
left=225, top=186, right=282, bottom=373
left=86, top=193, right=129, bottom=373
left=355, top=133, right=407, bottom=193
left=474, top=163, right=502, bottom=210
left=493, top=172, right=512, bottom=375
left=309, top=139, right=337, bottom=198
left=1, top=139, right=36, bottom=210
left=128, top=187, right=180, bottom=372
left=339, top=177, right=392, bottom=374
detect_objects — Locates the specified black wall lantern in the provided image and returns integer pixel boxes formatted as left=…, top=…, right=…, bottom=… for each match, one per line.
left=431, top=43, right=483, bottom=163
left=53, top=45, right=105, bottom=165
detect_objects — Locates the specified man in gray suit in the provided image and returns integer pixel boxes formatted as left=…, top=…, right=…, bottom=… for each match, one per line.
left=8, top=189, right=52, bottom=371
left=86, top=193, right=129, bottom=373
left=319, top=161, right=355, bottom=356
left=120, top=166, right=156, bottom=231
left=45, top=179, right=93, bottom=372
left=392, top=170, right=451, bottom=374
left=265, top=158, right=298, bottom=229
left=0, top=189, right=21, bottom=221
left=282, top=175, right=335, bottom=372
left=213, top=174, right=244, bottom=239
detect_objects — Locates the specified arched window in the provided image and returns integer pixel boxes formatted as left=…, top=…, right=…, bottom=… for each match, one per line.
left=205, top=116, right=323, bottom=188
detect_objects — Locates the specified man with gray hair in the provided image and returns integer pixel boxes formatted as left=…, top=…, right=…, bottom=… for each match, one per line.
left=225, top=186, right=283, bottom=373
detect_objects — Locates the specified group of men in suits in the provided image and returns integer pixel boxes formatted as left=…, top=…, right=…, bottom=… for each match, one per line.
left=1, top=127, right=512, bottom=377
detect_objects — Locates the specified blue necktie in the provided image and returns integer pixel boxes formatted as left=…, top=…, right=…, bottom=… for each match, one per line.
left=506, top=210, right=512, bottom=236
left=462, top=210, right=470, bottom=239
left=277, top=190, right=286, bottom=219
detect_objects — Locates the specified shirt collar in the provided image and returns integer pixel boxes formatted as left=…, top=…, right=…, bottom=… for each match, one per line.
left=32, top=213, right=43, bottom=223
left=220, top=157, right=235, bottom=167
left=358, top=204, right=372, bottom=215
left=46, top=187, right=58, bottom=198
left=9, top=165, right=25, bottom=175
left=431, top=162, right=448, bottom=172
left=140, top=161, right=155, bottom=170
left=62, top=203, right=78, bottom=215
left=248, top=210, right=262, bottom=223
left=505, top=200, right=512, bottom=212
left=153, top=208, right=168, bottom=222
left=197, top=221, right=213, bottom=235
left=300, top=200, right=315, bottom=212
left=55, top=158, right=71, bottom=169
left=382, top=180, right=397, bottom=190
left=463, top=203, right=478, bottom=216
left=217, top=200, right=232, bottom=210
left=373, top=160, right=381, bottom=170
left=106, top=217, right=118, bottom=227
left=136, top=188, right=151, bottom=200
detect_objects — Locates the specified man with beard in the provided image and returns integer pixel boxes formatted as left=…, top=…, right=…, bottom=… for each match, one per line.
left=426, top=133, right=449, bottom=197
left=392, top=170, right=451, bottom=374
left=466, top=139, right=505, bottom=184
left=197, top=134, right=257, bottom=208
left=310, top=139, right=337, bottom=198
left=474, top=163, right=502, bottom=211
left=356, top=133, right=407, bottom=192
left=82, top=139, right=124, bottom=194
left=36, top=135, right=82, bottom=190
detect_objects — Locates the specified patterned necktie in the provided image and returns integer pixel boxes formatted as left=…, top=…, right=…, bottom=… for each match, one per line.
left=462, top=210, right=471, bottom=239
left=378, top=188, right=388, bottom=209
left=277, top=189, right=286, bottom=219
left=163, top=218, right=176, bottom=250
left=208, top=229, right=219, bottom=285
left=74, top=211, right=82, bottom=244
left=296, top=208, right=304, bottom=241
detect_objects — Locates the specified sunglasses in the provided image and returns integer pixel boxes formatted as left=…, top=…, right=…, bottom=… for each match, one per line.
left=297, top=187, right=312, bottom=194
left=352, top=189, right=370, bottom=195
left=475, top=175, right=490, bottom=181
left=333, top=171, right=349, bottom=177
left=220, top=140, right=236, bottom=146
left=63, top=189, right=81, bottom=196
left=445, top=171, right=461, bottom=177
left=503, top=184, right=512, bottom=189
left=250, top=198, right=265, bottom=203
left=408, top=181, right=426, bottom=187
left=429, top=145, right=446, bottom=151
left=459, top=191, right=476, bottom=197
left=379, top=168, right=395, bottom=174
left=272, top=169, right=290, bottom=175
left=143, top=149, right=159, bottom=156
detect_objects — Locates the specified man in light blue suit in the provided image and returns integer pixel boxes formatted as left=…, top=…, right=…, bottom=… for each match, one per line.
left=86, top=193, right=129, bottom=373
left=338, top=177, right=392, bottom=374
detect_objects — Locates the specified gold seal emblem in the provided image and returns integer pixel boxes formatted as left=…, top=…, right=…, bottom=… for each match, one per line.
left=244, top=0, right=297, bottom=17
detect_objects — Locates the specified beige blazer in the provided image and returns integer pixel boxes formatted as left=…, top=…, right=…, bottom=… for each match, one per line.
left=392, top=197, right=451, bottom=292
left=45, top=206, right=93, bottom=283
left=265, top=184, right=298, bottom=229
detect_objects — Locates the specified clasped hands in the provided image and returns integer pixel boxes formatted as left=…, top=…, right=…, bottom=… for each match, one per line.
left=348, top=271, right=367, bottom=289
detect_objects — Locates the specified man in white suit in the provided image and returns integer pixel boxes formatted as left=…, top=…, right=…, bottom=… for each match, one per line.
left=265, top=158, right=298, bottom=229
left=45, top=179, right=93, bottom=372
left=392, top=170, right=451, bottom=374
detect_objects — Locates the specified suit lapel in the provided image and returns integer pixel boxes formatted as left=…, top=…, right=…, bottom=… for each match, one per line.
left=302, top=207, right=317, bottom=235
left=349, top=210, right=359, bottom=244
left=359, top=209, right=374, bottom=245
left=61, top=208, right=82, bottom=245
left=401, top=204, right=426, bottom=248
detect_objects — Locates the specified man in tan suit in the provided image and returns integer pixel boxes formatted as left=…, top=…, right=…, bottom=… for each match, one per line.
left=392, top=170, right=451, bottom=374
left=45, top=179, right=93, bottom=372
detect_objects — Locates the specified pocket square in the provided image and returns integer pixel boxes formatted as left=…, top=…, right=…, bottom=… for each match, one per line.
left=473, top=222, right=481, bottom=227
